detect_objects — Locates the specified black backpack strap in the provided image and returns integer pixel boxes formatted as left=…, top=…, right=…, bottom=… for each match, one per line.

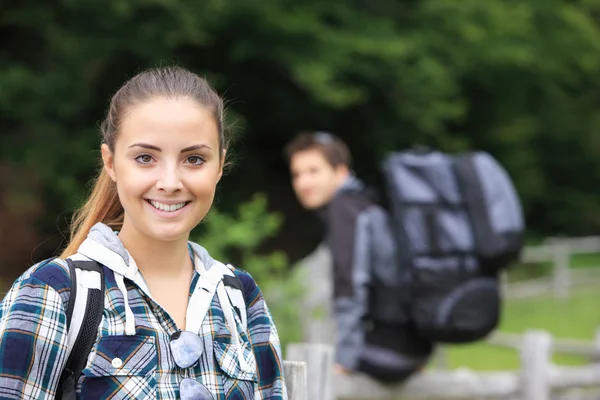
left=56, top=260, right=105, bottom=400
left=223, top=274, right=245, bottom=325
left=219, top=264, right=248, bottom=331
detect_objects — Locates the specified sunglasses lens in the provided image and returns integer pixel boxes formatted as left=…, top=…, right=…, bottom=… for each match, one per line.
left=180, top=378, right=214, bottom=400
left=170, top=330, right=204, bottom=369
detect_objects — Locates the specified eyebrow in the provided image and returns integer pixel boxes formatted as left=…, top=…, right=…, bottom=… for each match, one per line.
left=128, top=143, right=212, bottom=153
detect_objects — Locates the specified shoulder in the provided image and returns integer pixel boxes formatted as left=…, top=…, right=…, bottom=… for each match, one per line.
left=330, top=190, right=376, bottom=214
left=1, top=258, right=72, bottom=318
left=188, top=242, right=263, bottom=302
left=29, top=257, right=70, bottom=286
left=326, top=193, right=378, bottom=231
left=225, top=264, right=262, bottom=305
left=13, top=258, right=71, bottom=301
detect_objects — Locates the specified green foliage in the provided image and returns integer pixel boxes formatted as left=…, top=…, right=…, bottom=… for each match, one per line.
left=192, top=193, right=304, bottom=347
left=195, top=193, right=286, bottom=273
left=3, top=0, right=600, bottom=265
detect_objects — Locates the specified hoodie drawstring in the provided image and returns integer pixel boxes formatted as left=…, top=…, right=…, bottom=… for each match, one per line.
left=114, top=273, right=136, bottom=335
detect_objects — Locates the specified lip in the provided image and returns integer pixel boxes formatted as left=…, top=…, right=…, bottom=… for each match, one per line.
left=145, top=199, right=191, bottom=205
left=145, top=199, right=191, bottom=218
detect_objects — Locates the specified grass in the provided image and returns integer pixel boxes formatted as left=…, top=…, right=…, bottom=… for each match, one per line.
left=570, top=253, right=600, bottom=269
left=443, top=286, right=600, bottom=370
left=441, top=247, right=600, bottom=370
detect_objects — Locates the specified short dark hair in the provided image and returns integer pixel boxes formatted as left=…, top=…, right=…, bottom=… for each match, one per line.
left=284, top=131, right=352, bottom=168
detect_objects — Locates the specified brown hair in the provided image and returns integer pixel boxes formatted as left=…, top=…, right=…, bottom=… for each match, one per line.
left=60, top=66, right=227, bottom=258
left=284, top=131, right=352, bottom=168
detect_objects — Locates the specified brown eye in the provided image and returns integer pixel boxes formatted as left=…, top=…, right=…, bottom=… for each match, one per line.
left=186, top=155, right=205, bottom=165
left=135, top=154, right=153, bottom=164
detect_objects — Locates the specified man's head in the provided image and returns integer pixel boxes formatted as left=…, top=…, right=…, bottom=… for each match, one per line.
left=285, top=132, right=351, bottom=210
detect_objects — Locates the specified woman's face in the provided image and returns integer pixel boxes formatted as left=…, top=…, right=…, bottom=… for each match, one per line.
left=101, top=96, right=224, bottom=243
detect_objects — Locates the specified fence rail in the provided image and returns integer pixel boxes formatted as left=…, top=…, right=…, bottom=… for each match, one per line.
left=504, top=268, right=600, bottom=299
left=283, top=330, right=600, bottom=400
left=510, top=236, right=600, bottom=299
left=487, top=331, right=600, bottom=359
left=288, top=236, right=600, bottom=399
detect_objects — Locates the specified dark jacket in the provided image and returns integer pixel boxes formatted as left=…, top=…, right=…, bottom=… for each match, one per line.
left=318, top=176, right=432, bottom=376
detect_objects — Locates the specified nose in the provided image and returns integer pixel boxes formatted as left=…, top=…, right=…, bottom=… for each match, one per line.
left=156, top=164, right=183, bottom=193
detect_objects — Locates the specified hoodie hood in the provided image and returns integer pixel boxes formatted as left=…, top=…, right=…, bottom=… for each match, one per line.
left=81, top=223, right=216, bottom=278
left=336, top=174, right=381, bottom=204
left=337, top=174, right=365, bottom=195
left=315, top=174, right=378, bottom=220
left=75, top=222, right=217, bottom=335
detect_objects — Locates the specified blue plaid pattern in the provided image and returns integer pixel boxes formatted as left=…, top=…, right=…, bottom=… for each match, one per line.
left=0, top=257, right=287, bottom=399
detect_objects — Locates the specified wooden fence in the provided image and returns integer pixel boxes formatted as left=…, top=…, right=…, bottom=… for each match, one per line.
left=283, top=330, right=600, bottom=400
left=283, top=360, right=308, bottom=400
left=285, top=236, right=600, bottom=399
left=510, top=236, right=600, bottom=299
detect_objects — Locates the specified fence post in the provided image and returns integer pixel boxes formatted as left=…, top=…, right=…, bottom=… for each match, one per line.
left=520, top=329, right=552, bottom=400
left=283, top=361, right=308, bottom=400
left=433, top=345, right=448, bottom=370
left=286, top=343, right=334, bottom=400
left=550, top=238, right=570, bottom=299
left=500, top=269, right=510, bottom=298
left=593, top=328, right=600, bottom=363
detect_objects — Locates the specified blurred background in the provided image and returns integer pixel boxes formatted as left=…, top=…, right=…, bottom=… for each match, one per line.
left=2, top=0, right=600, bottom=391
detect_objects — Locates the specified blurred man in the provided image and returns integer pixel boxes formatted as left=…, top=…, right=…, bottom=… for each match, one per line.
left=284, top=131, right=432, bottom=382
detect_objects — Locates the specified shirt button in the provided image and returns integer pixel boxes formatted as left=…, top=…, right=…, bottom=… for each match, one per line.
left=112, top=358, right=123, bottom=368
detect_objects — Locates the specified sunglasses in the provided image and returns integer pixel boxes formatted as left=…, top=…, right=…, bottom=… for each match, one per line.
left=170, top=330, right=213, bottom=400
left=169, top=258, right=254, bottom=399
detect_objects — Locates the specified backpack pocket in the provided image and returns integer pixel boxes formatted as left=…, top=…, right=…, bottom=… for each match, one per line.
left=411, top=259, right=500, bottom=343
left=454, top=152, right=525, bottom=272
left=434, top=277, right=500, bottom=342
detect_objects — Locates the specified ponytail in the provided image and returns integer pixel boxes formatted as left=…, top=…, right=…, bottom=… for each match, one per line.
left=60, top=169, right=124, bottom=258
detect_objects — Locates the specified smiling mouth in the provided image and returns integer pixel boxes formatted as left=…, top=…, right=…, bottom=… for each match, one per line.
left=146, top=200, right=191, bottom=212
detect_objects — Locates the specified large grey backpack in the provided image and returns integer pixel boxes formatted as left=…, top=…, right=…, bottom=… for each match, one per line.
left=381, top=149, right=525, bottom=343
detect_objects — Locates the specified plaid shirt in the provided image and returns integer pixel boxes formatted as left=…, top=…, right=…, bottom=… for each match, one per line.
left=0, top=252, right=287, bottom=399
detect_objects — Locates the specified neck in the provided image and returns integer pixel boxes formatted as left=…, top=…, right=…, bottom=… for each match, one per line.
left=118, top=224, right=193, bottom=280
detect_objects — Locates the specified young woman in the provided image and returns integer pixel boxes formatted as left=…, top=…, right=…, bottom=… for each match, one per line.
left=0, top=67, right=287, bottom=399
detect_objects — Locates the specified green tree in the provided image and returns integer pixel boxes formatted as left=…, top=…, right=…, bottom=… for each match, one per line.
left=2, top=0, right=600, bottom=271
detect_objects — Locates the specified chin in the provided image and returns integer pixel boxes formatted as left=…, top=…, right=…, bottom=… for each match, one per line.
left=144, top=223, right=194, bottom=243
left=301, top=200, right=326, bottom=210
left=150, top=231, right=187, bottom=243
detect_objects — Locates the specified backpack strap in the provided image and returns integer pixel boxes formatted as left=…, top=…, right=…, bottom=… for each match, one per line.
left=187, top=261, right=254, bottom=375
left=211, top=262, right=255, bottom=374
left=190, top=258, right=247, bottom=331
left=185, top=264, right=225, bottom=335
left=56, top=259, right=105, bottom=400
left=221, top=266, right=247, bottom=330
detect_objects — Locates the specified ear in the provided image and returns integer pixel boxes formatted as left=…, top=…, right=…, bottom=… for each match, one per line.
left=334, top=164, right=350, bottom=182
left=217, top=148, right=227, bottom=183
left=101, top=143, right=117, bottom=182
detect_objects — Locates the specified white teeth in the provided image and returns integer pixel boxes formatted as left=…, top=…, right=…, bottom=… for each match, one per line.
left=149, top=200, right=187, bottom=212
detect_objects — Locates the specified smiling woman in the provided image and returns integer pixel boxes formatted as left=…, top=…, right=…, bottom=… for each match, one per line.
left=0, top=66, right=287, bottom=400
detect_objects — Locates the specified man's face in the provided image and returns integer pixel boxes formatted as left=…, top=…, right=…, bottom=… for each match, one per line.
left=290, top=148, right=348, bottom=210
